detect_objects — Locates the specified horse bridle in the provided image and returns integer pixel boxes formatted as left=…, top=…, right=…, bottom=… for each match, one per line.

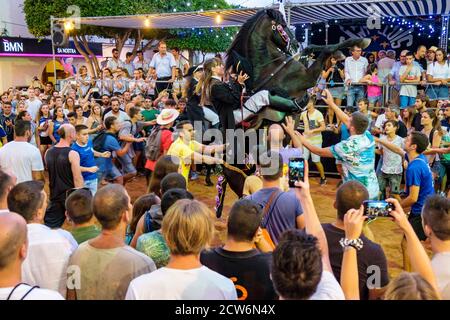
left=272, top=21, right=292, bottom=54
left=250, top=20, right=300, bottom=93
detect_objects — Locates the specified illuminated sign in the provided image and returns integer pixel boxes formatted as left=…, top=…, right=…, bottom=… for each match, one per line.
left=0, top=37, right=102, bottom=58
left=2, top=39, right=24, bottom=53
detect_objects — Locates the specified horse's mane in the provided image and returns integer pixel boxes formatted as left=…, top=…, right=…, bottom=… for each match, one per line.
left=225, top=9, right=287, bottom=73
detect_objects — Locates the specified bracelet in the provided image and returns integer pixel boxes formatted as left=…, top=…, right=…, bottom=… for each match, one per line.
left=339, top=237, right=364, bottom=251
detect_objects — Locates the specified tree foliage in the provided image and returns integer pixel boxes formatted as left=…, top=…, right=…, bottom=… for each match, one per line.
left=23, top=0, right=236, bottom=48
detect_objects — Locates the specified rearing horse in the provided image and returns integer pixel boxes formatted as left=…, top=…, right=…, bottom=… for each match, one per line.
left=215, top=9, right=370, bottom=217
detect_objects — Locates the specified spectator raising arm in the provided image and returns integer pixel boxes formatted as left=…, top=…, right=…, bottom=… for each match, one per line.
left=322, top=89, right=351, bottom=128
left=341, top=207, right=367, bottom=300
left=386, top=198, right=441, bottom=298
left=281, top=116, right=303, bottom=149
left=293, top=161, right=332, bottom=273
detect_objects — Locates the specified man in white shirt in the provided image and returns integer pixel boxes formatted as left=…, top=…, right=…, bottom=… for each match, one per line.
left=345, top=45, right=369, bottom=107
left=149, top=41, right=176, bottom=94
left=0, top=169, right=15, bottom=213
left=107, top=48, right=124, bottom=73
left=377, top=50, right=396, bottom=83
left=270, top=169, right=345, bottom=300
left=422, top=195, right=450, bottom=300
left=67, top=184, right=156, bottom=300
left=25, top=88, right=42, bottom=121
left=0, top=211, right=64, bottom=300
left=134, top=50, right=149, bottom=74
left=0, top=120, right=44, bottom=183
left=7, top=181, right=77, bottom=296
left=104, top=97, right=130, bottom=124
left=171, top=47, right=189, bottom=75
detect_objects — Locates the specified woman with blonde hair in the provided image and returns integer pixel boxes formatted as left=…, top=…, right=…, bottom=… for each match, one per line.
left=384, top=272, right=440, bottom=300
left=126, top=199, right=237, bottom=300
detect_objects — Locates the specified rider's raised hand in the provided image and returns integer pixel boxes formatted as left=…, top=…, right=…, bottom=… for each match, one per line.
left=237, top=71, right=250, bottom=85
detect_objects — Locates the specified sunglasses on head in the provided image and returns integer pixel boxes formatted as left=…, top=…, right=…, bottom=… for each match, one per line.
left=66, top=187, right=91, bottom=198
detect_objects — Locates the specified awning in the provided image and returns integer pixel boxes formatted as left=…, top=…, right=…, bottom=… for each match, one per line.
left=289, top=0, right=450, bottom=23
left=60, top=0, right=450, bottom=30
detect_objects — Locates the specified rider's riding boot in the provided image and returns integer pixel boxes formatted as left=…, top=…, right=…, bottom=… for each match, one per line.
left=293, top=93, right=311, bottom=112
left=268, top=94, right=301, bottom=113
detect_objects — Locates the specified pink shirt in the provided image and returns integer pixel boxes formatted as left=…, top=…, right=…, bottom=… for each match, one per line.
left=367, top=75, right=382, bottom=97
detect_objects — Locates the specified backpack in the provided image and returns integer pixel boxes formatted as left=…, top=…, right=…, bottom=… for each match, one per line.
left=145, top=126, right=170, bottom=161
left=92, top=131, right=117, bottom=153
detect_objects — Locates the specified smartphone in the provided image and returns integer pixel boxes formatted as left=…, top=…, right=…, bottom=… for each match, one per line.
left=288, top=157, right=305, bottom=188
left=363, top=200, right=394, bottom=218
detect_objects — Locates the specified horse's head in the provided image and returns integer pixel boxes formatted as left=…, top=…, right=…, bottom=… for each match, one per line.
left=265, top=9, right=300, bottom=57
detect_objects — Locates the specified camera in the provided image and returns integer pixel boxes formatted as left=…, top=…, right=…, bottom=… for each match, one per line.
left=363, top=201, right=394, bottom=218
left=288, top=157, right=305, bottom=188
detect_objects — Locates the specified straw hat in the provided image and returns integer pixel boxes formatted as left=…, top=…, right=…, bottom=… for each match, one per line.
left=156, top=109, right=179, bottom=125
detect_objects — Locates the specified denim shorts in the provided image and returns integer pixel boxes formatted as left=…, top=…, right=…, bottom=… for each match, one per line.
left=328, top=86, right=345, bottom=100
left=368, top=95, right=383, bottom=105
left=118, top=154, right=137, bottom=174
left=426, top=85, right=449, bottom=101
left=98, top=164, right=122, bottom=181
left=377, top=172, right=402, bottom=199
left=84, top=179, right=98, bottom=196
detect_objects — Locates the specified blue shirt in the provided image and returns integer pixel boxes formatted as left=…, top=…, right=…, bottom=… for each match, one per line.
left=72, top=140, right=97, bottom=181
left=247, top=187, right=303, bottom=245
left=405, top=154, right=435, bottom=216
left=95, top=134, right=121, bottom=173
left=331, top=131, right=379, bottom=199
left=52, top=119, right=68, bottom=143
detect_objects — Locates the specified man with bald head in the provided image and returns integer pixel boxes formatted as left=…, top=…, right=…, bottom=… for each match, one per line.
left=44, top=124, right=84, bottom=228
left=7, top=181, right=77, bottom=296
left=67, top=184, right=155, bottom=300
left=0, top=212, right=64, bottom=300
left=0, top=169, right=16, bottom=213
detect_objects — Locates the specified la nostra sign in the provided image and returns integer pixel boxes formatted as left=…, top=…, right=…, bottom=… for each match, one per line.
left=0, top=37, right=103, bottom=58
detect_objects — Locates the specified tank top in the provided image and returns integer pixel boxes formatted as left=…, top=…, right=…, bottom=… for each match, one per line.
left=45, top=147, right=74, bottom=202
left=367, top=75, right=382, bottom=97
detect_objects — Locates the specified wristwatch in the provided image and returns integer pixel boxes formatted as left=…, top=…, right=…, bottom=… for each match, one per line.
left=339, top=237, right=364, bottom=251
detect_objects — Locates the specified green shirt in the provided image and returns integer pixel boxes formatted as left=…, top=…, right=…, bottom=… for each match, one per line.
left=71, top=225, right=101, bottom=244
left=136, top=231, right=170, bottom=269
left=141, top=109, right=160, bottom=133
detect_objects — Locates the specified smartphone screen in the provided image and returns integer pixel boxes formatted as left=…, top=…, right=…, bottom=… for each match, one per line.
left=363, top=201, right=394, bottom=218
left=288, top=157, right=305, bottom=188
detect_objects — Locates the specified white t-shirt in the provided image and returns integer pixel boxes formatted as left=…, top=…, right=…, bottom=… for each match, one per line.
left=0, top=141, right=44, bottom=183
left=301, top=109, right=325, bottom=144
left=0, top=284, right=64, bottom=300
left=399, top=65, right=421, bottom=97
left=427, top=62, right=450, bottom=80
left=309, top=271, right=345, bottom=300
left=126, top=265, right=237, bottom=300
left=380, top=135, right=405, bottom=175
left=104, top=110, right=130, bottom=124
left=431, top=252, right=450, bottom=300
left=25, top=99, right=42, bottom=121
left=22, top=224, right=78, bottom=296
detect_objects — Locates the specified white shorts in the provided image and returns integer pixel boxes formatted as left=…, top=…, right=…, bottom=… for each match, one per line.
left=303, top=142, right=322, bottom=163
left=233, top=90, right=270, bottom=124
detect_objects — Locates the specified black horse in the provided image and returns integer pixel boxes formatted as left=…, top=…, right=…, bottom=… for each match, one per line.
left=215, top=9, right=370, bottom=217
